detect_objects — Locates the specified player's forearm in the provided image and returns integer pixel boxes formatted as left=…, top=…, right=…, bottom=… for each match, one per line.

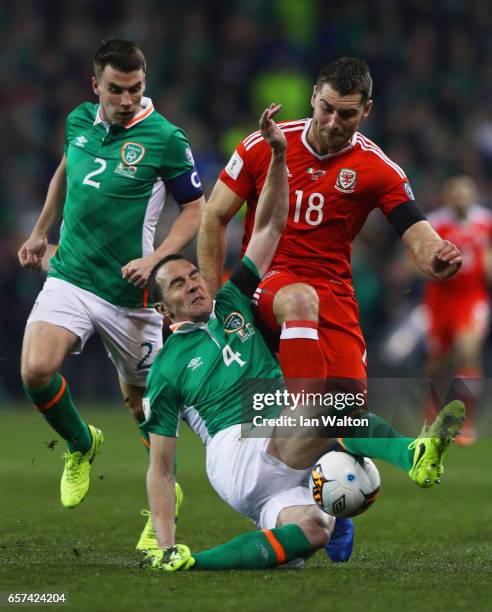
left=153, top=197, right=204, bottom=262
left=403, top=221, right=445, bottom=277
left=146, top=465, right=176, bottom=548
left=31, top=160, right=66, bottom=238
left=253, top=150, right=288, bottom=236
left=197, top=206, right=228, bottom=296
left=244, top=151, right=288, bottom=277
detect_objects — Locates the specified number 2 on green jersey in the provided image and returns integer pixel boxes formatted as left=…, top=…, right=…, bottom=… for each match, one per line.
left=83, top=158, right=106, bottom=189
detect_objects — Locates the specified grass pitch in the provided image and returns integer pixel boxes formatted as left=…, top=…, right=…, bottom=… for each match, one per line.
left=1, top=405, right=491, bottom=612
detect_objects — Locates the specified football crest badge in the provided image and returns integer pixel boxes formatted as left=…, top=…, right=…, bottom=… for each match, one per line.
left=224, top=312, right=255, bottom=342
left=335, top=168, right=357, bottom=193
left=121, top=142, right=146, bottom=165
left=224, top=312, right=245, bottom=334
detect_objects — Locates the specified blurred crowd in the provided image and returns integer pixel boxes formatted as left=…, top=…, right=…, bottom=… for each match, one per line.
left=2, top=0, right=492, bottom=399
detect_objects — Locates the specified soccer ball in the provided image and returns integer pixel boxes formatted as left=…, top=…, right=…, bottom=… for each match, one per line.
left=310, top=451, right=380, bottom=518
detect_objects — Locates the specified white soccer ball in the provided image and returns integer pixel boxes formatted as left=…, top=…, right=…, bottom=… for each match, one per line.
left=310, top=451, right=380, bottom=518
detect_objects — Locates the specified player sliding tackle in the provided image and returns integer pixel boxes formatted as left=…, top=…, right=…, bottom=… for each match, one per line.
left=141, top=105, right=335, bottom=571
left=140, top=106, right=465, bottom=572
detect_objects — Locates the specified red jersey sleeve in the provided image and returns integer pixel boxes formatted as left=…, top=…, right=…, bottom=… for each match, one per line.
left=364, top=148, right=415, bottom=216
left=377, top=172, right=416, bottom=217
left=219, top=139, right=256, bottom=200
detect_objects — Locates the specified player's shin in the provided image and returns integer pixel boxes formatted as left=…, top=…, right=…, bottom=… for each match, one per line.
left=192, top=524, right=312, bottom=570
left=279, top=321, right=327, bottom=379
left=24, top=372, right=92, bottom=453
left=338, top=411, right=414, bottom=471
left=279, top=321, right=328, bottom=401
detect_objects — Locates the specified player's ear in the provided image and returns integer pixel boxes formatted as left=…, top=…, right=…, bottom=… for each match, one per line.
left=154, top=302, right=164, bottom=315
left=362, top=99, right=373, bottom=120
left=155, top=302, right=173, bottom=320
left=311, top=85, right=318, bottom=109
left=163, top=306, right=174, bottom=321
left=92, top=76, right=100, bottom=96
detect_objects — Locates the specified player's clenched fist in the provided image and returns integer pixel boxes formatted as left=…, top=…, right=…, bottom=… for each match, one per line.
left=18, top=235, right=48, bottom=272
left=431, top=239, right=462, bottom=280
left=121, top=255, right=157, bottom=288
left=259, top=103, right=287, bottom=154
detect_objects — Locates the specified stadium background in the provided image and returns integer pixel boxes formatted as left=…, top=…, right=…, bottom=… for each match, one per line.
left=2, top=0, right=492, bottom=400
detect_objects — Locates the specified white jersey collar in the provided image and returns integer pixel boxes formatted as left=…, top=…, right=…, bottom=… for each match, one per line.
left=93, top=96, right=154, bottom=129
left=301, top=118, right=357, bottom=160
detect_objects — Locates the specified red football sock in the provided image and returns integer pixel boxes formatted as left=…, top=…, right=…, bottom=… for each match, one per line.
left=279, top=320, right=327, bottom=380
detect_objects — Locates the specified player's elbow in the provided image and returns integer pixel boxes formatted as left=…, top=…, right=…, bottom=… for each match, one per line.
left=183, top=197, right=205, bottom=225
left=200, top=204, right=228, bottom=239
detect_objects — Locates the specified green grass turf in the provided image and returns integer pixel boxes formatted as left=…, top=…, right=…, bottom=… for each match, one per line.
left=1, top=405, right=491, bottom=612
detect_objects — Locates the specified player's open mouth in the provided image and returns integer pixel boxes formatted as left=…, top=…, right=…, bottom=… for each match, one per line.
left=191, top=296, right=204, bottom=305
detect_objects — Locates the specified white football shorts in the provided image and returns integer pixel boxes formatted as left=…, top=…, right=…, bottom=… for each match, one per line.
left=26, top=277, right=163, bottom=387
left=205, top=424, right=315, bottom=530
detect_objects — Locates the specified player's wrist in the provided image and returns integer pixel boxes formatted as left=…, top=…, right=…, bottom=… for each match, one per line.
left=30, top=230, right=48, bottom=241
left=271, top=149, right=286, bottom=159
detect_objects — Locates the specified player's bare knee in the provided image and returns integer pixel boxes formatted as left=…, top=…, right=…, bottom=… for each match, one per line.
left=123, top=395, right=144, bottom=423
left=277, top=505, right=332, bottom=550
left=120, top=386, right=145, bottom=423
left=301, top=518, right=331, bottom=549
left=273, top=283, right=319, bottom=323
left=20, top=357, right=57, bottom=389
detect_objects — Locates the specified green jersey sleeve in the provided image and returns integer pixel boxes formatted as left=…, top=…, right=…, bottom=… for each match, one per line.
left=159, top=127, right=195, bottom=181
left=140, top=354, right=182, bottom=437
left=63, top=108, right=76, bottom=154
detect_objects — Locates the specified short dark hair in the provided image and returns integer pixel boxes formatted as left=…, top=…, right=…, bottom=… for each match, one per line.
left=316, top=57, right=372, bottom=103
left=93, top=39, right=146, bottom=78
left=147, top=254, right=187, bottom=303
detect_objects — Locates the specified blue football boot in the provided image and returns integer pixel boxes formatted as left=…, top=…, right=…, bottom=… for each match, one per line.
left=326, top=517, right=354, bottom=562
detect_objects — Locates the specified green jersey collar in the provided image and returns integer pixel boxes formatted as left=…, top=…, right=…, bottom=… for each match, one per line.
left=93, top=96, right=155, bottom=129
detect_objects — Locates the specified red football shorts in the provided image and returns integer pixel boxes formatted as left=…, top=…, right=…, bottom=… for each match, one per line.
left=253, top=269, right=367, bottom=379
left=424, top=295, right=490, bottom=357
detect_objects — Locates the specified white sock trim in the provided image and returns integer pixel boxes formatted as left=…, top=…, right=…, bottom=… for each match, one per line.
left=280, top=327, right=319, bottom=340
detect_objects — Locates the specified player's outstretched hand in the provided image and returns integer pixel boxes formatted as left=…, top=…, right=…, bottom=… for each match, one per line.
left=18, top=234, right=48, bottom=272
left=259, top=103, right=287, bottom=154
left=431, top=239, right=462, bottom=280
left=122, top=254, right=157, bottom=288
left=142, top=545, right=195, bottom=572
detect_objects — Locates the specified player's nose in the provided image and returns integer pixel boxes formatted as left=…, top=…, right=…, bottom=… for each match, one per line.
left=326, top=112, right=339, bottom=129
left=186, top=278, right=199, bottom=292
left=120, top=92, right=132, bottom=107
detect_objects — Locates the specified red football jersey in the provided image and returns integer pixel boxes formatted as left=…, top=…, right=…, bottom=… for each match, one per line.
left=425, top=205, right=492, bottom=303
left=219, top=118, right=414, bottom=295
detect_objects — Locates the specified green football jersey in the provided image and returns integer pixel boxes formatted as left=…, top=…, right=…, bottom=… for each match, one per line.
left=140, top=258, right=283, bottom=439
left=48, top=97, right=195, bottom=307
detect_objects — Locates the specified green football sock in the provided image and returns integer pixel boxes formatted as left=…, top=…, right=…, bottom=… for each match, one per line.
left=192, top=524, right=311, bottom=570
left=339, top=411, right=414, bottom=471
left=24, top=373, right=92, bottom=453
